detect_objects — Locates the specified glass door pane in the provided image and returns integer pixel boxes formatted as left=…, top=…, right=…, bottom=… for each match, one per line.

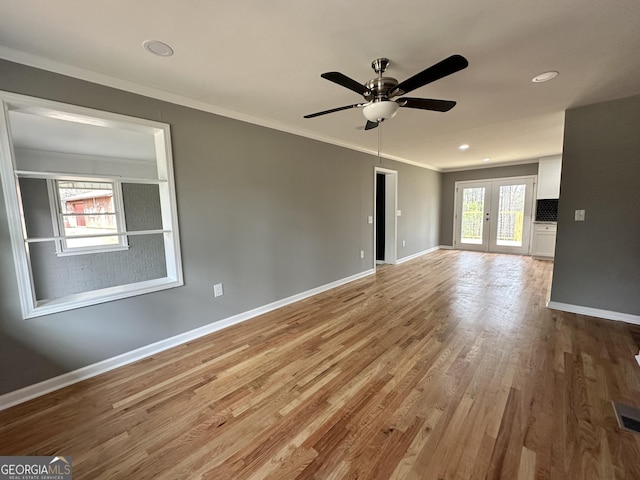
left=460, top=187, right=485, bottom=244
left=496, top=184, right=526, bottom=247
left=455, top=181, right=492, bottom=252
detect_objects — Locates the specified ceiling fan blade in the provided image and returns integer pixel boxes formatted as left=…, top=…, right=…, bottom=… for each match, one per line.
left=390, top=54, right=468, bottom=96
left=321, top=72, right=369, bottom=96
left=397, top=97, right=457, bottom=112
left=364, top=120, right=379, bottom=131
left=304, top=103, right=363, bottom=118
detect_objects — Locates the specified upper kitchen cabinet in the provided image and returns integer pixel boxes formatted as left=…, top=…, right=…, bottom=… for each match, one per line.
left=537, top=156, right=562, bottom=199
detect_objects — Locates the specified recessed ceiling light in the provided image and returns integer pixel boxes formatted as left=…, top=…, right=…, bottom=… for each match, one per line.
left=532, top=71, right=559, bottom=83
left=142, top=40, right=174, bottom=57
left=482, top=158, right=490, bottom=162
left=459, top=144, right=470, bottom=151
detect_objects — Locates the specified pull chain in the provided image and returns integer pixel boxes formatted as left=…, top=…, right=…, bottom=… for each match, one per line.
left=377, top=122, right=382, bottom=164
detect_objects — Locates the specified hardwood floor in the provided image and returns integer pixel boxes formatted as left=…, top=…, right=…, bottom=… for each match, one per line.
left=2, top=250, right=640, bottom=479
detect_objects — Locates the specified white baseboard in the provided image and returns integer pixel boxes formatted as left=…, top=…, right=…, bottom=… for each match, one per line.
left=0, top=268, right=375, bottom=411
left=438, top=245, right=454, bottom=250
left=395, top=246, right=440, bottom=264
left=547, top=301, right=640, bottom=325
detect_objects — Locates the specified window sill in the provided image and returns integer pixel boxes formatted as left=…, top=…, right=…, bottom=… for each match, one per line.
left=26, top=277, right=183, bottom=319
left=55, top=244, right=130, bottom=257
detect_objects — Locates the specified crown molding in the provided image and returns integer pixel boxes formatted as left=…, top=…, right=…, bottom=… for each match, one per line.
left=0, top=46, right=439, bottom=172
left=439, top=157, right=543, bottom=173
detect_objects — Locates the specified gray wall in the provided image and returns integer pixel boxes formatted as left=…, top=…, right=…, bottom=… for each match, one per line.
left=550, top=94, right=640, bottom=316
left=394, top=162, right=442, bottom=257
left=0, top=59, right=441, bottom=394
left=20, top=179, right=166, bottom=300
left=439, top=163, right=539, bottom=246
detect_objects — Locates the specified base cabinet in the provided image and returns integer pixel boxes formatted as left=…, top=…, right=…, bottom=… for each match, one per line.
left=531, top=223, right=557, bottom=259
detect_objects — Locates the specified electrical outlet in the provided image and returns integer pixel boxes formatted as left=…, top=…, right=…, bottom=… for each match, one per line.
left=360, top=250, right=365, bottom=259
left=213, top=283, right=224, bottom=297
left=575, top=209, right=586, bottom=221
left=402, top=240, right=406, bottom=247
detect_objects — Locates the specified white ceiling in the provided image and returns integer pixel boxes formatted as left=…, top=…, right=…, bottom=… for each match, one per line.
left=1, top=0, right=639, bottom=171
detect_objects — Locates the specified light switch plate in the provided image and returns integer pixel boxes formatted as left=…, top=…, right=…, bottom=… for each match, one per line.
left=575, top=209, right=586, bottom=221
left=397, top=210, right=402, bottom=217
left=213, top=283, right=224, bottom=297
left=367, top=216, right=373, bottom=224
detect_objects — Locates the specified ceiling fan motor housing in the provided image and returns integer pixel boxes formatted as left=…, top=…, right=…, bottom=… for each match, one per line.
left=364, top=77, right=399, bottom=101
left=363, top=69, right=400, bottom=121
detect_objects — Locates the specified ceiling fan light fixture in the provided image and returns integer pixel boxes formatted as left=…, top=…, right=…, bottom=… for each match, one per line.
left=362, top=101, right=400, bottom=122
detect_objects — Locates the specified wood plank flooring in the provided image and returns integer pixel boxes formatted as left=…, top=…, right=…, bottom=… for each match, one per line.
left=1, top=250, right=640, bottom=479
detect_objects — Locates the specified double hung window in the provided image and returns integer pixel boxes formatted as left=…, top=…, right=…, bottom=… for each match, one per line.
left=48, top=179, right=128, bottom=255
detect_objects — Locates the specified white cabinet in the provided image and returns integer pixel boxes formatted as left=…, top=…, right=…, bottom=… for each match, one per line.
left=531, top=223, right=557, bottom=259
left=537, top=156, right=562, bottom=199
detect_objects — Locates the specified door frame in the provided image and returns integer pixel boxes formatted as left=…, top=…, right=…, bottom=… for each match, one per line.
left=373, top=167, right=398, bottom=267
left=453, top=175, right=537, bottom=254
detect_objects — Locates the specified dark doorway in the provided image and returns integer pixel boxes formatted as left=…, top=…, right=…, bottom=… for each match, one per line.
left=376, top=173, right=385, bottom=261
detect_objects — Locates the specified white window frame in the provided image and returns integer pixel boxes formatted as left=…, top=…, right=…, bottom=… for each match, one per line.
left=47, top=178, right=130, bottom=256
left=0, top=91, right=184, bottom=319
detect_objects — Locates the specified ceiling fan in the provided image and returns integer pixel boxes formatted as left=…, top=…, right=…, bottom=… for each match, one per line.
left=304, top=54, right=468, bottom=130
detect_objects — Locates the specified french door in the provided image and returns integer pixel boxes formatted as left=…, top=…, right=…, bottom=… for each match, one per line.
left=454, top=177, right=535, bottom=254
